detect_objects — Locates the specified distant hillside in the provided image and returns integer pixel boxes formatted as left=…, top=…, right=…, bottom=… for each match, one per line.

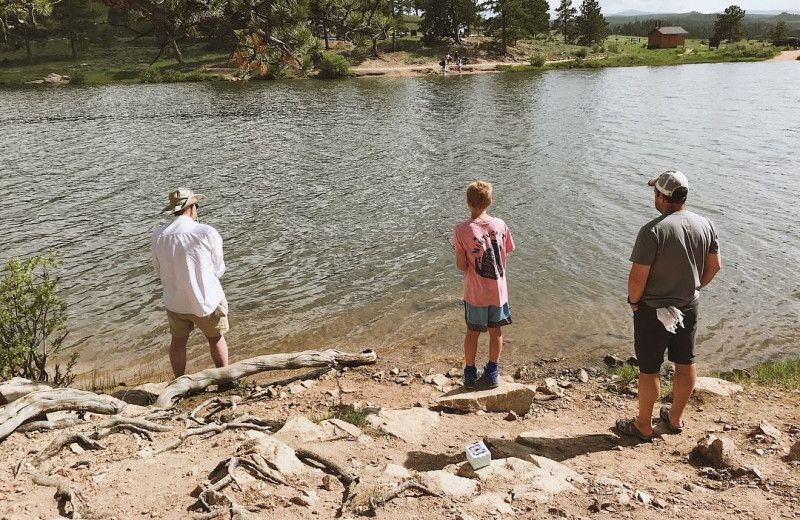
left=608, top=11, right=800, bottom=39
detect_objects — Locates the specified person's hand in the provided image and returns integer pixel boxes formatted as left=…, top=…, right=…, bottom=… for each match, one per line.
left=629, top=303, right=639, bottom=312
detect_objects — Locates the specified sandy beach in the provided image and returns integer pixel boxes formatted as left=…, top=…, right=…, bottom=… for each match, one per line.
left=769, top=49, right=800, bottom=61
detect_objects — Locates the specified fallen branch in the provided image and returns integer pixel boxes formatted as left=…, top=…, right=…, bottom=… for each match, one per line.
left=19, top=417, right=84, bottom=434
left=364, top=479, right=440, bottom=516
left=296, top=448, right=359, bottom=517
left=34, top=433, right=106, bottom=465
left=31, top=472, right=91, bottom=518
left=192, top=456, right=280, bottom=519
left=0, top=388, right=126, bottom=442
left=155, top=349, right=377, bottom=408
left=0, top=377, right=55, bottom=405
left=156, top=417, right=270, bottom=454
left=188, top=396, right=239, bottom=427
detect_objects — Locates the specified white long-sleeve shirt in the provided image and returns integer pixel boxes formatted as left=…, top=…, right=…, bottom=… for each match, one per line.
left=151, top=216, right=226, bottom=317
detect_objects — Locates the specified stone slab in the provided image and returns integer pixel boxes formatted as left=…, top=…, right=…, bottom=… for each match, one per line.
left=437, top=383, right=536, bottom=415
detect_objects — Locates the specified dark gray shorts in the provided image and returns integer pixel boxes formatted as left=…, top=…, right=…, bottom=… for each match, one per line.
left=633, top=300, right=699, bottom=374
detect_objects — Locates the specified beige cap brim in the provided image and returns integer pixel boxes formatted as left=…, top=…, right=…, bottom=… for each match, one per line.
left=163, top=193, right=205, bottom=213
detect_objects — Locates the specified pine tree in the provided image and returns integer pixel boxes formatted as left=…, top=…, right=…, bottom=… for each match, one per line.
left=51, top=0, right=100, bottom=58
left=575, top=0, right=607, bottom=46
left=553, top=0, right=576, bottom=43
left=713, top=5, right=746, bottom=43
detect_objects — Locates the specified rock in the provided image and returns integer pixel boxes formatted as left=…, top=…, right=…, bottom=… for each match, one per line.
left=69, top=443, right=85, bottom=454
left=514, top=366, right=531, bottom=379
left=529, top=455, right=585, bottom=485
left=431, top=374, right=449, bottom=387
left=382, top=464, right=410, bottom=479
left=117, top=404, right=149, bottom=418
left=447, top=368, right=462, bottom=378
left=390, top=368, right=400, bottom=376
left=471, top=493, right=514, bottom=514
left=366, top=408, right=439, bottom=443
left=288, top=384, right=305, bottom=395
left=238, top=438, right=306, bottom=476
left=690, top=377, right=743, bottom=398
left=538, top=378, right=563, bottom=396
left=371, top=371, right=384, bottom=380
left=300, top=380, right=316, bottom=389
left=577, top=369, right=589, bottom=383
left=437, top=383, right=535, bottom=415
left=455, top=513, right=476, bottom=520
left=604, top=355, right=625, bottom=368
left=464, top=457, right=581, bottom=504
left=653, top=497, right=668, bottom=508
left=789, top=441, right=800, bottom=461
left=322, top=474, right=338, bottom=491
left=112, top=382, right=168, bottom=406
left=635, top=490, right=652, bottom=505
left=755, top=420, right=782, bottom=442
left=617, top=492, right=630, bottom=505
left=690, top=434, right=739, bottom=469
left=274, top=416, right=326, bottom=442
left=44, top=73, right=64, bottom=83
left=421, top=470, right=478, bottom=497
left=290, top=490, right=318, bottom=507
left=320, top=418, right=362, bottom=439
left=504, top=411, right=518, bottom=422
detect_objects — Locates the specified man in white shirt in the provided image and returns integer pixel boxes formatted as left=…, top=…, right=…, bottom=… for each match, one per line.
left=152, top=188, right=229, bottom=377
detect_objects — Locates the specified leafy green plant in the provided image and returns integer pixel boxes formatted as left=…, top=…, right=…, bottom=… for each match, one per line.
left=529, top=53, right=546, bottom=67
left=612, top=363, right=639, bottom=385
left=0, top=252, right=77, bottom=386
left=140, top=66, right=162, bottom=83
left=316, top=52, right=352, bottom=79
left=575, top=47, right=588, bottom=59
left=68, top=70, right=86, bottom=85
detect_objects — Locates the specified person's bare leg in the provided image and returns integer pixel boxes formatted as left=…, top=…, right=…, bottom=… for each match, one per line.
left=669, top=363, right=696, bottom=428
left=464, top=330, right=480, bottom=366
left=169, top=336, right=189, bottom=377
left=636, top=372, right=660, bottom=436
left=488, top=327, right=503, bottom=363
left=207, top=335, right=228, bottom=369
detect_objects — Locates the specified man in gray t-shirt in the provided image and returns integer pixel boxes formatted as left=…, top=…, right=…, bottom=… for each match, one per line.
left=616, top=171, right=721, bottom=442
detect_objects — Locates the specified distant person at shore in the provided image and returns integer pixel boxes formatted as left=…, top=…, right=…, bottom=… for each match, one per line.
left=152, top=188, right=230, bottom=378
left=453, top=181, right=515, bottom=388
left=616, top=171, right=721, bottom=441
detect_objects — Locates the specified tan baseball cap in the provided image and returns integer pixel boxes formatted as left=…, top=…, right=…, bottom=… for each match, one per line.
left=648, top=170, right=688, bottom=197
left=162, top=188, right=205, bottom=213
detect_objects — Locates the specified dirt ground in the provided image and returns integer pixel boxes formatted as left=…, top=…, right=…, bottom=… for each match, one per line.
left=1, top=353, right=798, bottom=520
left=769, top=50, right=800, bottom=62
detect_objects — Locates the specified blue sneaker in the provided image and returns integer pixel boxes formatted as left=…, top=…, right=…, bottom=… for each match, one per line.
left=463, top=365, right=483, bottom=388
left=480, top=361, right=499, bottom=388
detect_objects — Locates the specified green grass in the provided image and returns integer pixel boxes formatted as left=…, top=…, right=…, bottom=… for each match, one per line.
left=312, top=405, right=370, bottom=427
left=609, top=363, right=673, bottom=397
left=725, top=358, right=800, bottom=390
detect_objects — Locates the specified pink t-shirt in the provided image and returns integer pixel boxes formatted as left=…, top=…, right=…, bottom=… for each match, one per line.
left=453, top=217, right=514, bottom=307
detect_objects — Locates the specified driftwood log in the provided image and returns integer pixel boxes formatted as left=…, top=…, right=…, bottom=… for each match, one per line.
left=0, top=377, right=55, bottom=404
left=0, top=388, right=127, bottom=442
left=155, top=349, right=377, bottom=408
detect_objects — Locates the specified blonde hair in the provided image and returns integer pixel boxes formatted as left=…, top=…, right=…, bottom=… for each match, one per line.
left=466, top=181, right=492, bottom=210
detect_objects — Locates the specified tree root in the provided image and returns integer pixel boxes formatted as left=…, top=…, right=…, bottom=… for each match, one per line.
left=188, top=396, right=240, bottom=427
left=363, top=479, right=440, bottom=516
left=296, top=448, right=359, bottom=517
left=34, top=433, right=106, bottom=465
left=156, top=416, right=270, bottom=454
left=19, top=417, right=85, bottom=434
left=192, top=455, right=283, bottom=519
left=247, top=367, right=334, bottom=401
left=31, top=472, right=91, bottom=519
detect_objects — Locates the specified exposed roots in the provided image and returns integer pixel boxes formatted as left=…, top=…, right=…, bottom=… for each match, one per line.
left=362, top=479, right=440, bottom=516
left=19, top=417, right=85, bottom=434
left=188, top=396, right=240, bottom=428
left=31, top=472, right=91, bottom=519
left=246, top=367, right=334, bottom=401
left=34, top=433, right=106, bottom=465
left=157, top=416, right=270, bottom=454
left=296, top=448, right=359, bottom=517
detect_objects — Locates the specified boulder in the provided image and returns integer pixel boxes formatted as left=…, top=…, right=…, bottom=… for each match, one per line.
left=275, top=416, right=326, bottom=442
left=755, top=420, right=781, bottom=442
left=112, top=382, right=169, bottom=406
left=237, top=437, right=306, bottom=476
left=366, top=408, right=439, bottom=443
left=460, top=457, right=581, bottom=504
left=437, top=383, right=535, bottom=415
left=789, top=441, right=800, bottom=461
left=472, top=493, right=514, bottom=514
left=421, top=470, right=478, bottom=497
left=690, top=434, right=739, bottom=469
left=690, top=377, right=743, bottom=398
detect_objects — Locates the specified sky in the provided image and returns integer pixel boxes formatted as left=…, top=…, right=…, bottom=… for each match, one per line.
left=545, top=1, right=799, bottom=14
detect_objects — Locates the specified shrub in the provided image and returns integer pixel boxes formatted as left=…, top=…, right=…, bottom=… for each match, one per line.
left=606, top=42, right=620, bottom=54
left=316, top=52, right=351, bottom=79
left=591, top=43, right=605, bottom=54
left=0, top=252, right=77, bottom=386
left=140, top=66, right=162, bottom=83
left=575, top=47, right=588, bottom=59
left=69, top=71, right=86, bottom=85
left=160, top=69, right=184, bottom=83
left=529, top=53, right=546, bottom=67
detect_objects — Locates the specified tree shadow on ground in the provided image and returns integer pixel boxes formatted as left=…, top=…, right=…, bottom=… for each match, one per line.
left=485, top=430, right=645, bottom=463
left=405, top=450, right=467, bottom=472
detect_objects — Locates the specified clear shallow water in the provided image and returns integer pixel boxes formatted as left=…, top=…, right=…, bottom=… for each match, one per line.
left=1, top=62, right=799, bottom=374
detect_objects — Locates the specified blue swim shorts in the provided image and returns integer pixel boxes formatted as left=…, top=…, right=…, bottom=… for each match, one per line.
left=464, top=301, right=513, bottom=332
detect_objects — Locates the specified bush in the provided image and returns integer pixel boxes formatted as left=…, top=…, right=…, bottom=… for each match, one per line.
left=606, top=42, right=620, bottom=54
left=529, top=53, right=546, bottom=67
left=316, top=52, right=351, bottom=79
left=140, top=66, right=162, bottom=83
left=0, top=253, right=77, bottom=386
left=575, top=47, right=588, bottom=59
left=160, top=69, right=184, bottom=83
left=69, top=71, right=86, bottom=85
left=591, top=43, right=605, bottom=54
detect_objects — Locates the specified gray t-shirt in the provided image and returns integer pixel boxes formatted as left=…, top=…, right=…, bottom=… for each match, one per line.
left=630, top=209, right=719, bottom=307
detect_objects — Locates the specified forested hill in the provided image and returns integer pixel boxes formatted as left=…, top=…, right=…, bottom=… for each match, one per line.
left=608, top=11, right=800, bottom=39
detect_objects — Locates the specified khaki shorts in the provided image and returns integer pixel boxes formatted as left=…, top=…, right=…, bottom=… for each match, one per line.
left=166, top=302, right=229, bottom=338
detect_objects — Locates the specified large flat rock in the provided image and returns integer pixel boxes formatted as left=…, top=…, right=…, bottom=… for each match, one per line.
left=421, top=470, right=478, bottom=497
left=366, top=408, right=439, bottom=443
left=457, top=457, right=581, bottom=504
left=436, top=383, right=535, bottom=415
left=691, top=377, right=743, bottom=398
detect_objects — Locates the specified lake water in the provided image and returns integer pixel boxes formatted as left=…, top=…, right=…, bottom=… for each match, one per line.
left=1, top=61, right=799, bottom=376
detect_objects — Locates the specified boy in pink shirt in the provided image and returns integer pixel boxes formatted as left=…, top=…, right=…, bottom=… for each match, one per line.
left=453, top=181, right=515, bottom=388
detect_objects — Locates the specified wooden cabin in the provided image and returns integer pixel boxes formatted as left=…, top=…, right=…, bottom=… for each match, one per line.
left=648, top=22, right=689, bottom=49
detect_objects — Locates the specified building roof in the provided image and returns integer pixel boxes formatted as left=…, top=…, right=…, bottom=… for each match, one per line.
left=650, top=26, right=689, bottom=36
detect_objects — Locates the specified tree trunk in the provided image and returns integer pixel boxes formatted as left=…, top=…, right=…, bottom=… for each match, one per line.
left=323, top=20, right=330, bottom=50
left=371, top=37, right=379, bottom=57
left=25, top=38, right=32, bottom=63
left=70, top=30, right=77, bottom=59
left=501, top=10, right=507, bottom=55
left=170, top=37, right=184, bottom=65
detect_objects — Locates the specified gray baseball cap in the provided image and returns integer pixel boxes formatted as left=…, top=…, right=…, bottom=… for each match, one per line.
left=648, top=170, right=688, bottom=197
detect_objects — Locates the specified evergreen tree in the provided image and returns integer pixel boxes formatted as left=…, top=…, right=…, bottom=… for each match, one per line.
left=483, top=0, right=548, bottom=54
left=0, top=0, right=52, bottom=62
left=51, top=0, right=100, bottom=58
left=575, top=0, right=607, bottom=46
left=417, top=0, right=478, bottom=44
left=769, top=20, right=788, bottom=41
left=553, top=0, right=576, bottom=43
left=713, top=5, right=746, bottom=43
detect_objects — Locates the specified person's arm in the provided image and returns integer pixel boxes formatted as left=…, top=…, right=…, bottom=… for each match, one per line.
left=210, top=230, right=226, bottom=278
left=151, top=234, right=160, bottom=277
left=627, top=262, right=651, bottom=311
left=700, top=252, right=721, bottom=289
left=455, top=252, right=468, bottom=272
